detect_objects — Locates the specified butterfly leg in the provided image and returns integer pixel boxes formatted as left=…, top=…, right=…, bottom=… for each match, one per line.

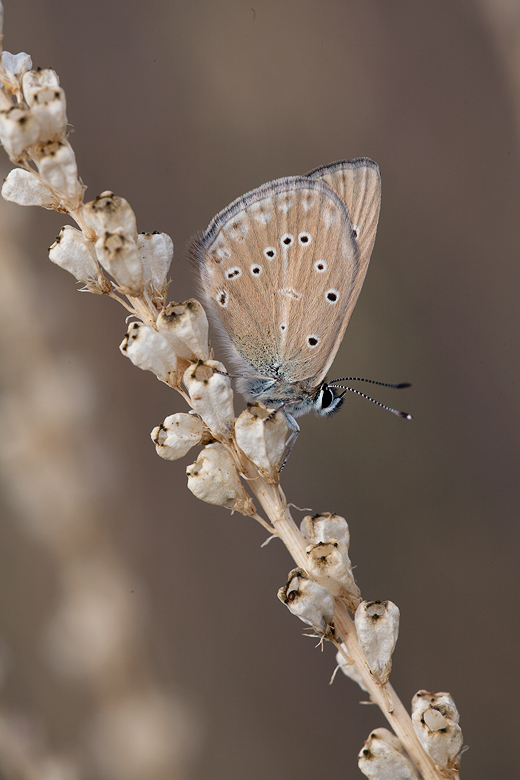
left=278, top=412, right=300, bottom=471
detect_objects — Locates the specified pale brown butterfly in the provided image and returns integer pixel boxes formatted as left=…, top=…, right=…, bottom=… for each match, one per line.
left=190, top=158, right=409, bottom=447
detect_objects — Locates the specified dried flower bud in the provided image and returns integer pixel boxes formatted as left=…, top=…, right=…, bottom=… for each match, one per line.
left=358, top=728, right=419, bottom=780
left=411, top=690, right=463, bottom=772
left=2, top=167, right=56, bottom=207
left=355, top=601, right=400, bottom=683
left=151, top=413, right=206, bottom=461
left=22, top=68, right=67, bottom=142
left=83, top=192, right=138, bottom=239
left=49, top=226, right=98, bottom=282
left=183, top=360, right=233, bottom=438
left=0, top=105, right=40, bottom=157
left=186, top=443, right=255, bottom=515
left=34, top=139, right=83, bottom=206
left=335, top=645, right=369, bottom=693
left=278, top=567, right=335, bottom=639
left=120, top=322, right=178, bottom=385
left=2, top=51, right=33, bottom=81
left=95, top=230, right=144, bottom=295
left=157, top=300, right=209, bottom=362
left=235, top=403, right=289, bottom=483
left=137, top=232, right=173, bottom=291
left=305, top=541, right=360, bottom=610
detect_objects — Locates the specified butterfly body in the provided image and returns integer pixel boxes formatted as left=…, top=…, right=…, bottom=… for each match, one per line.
left=190, top=158, right=381, bottom=430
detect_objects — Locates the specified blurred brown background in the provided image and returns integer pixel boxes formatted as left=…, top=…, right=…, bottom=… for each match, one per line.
left=1, top=1, right=519, bottom=778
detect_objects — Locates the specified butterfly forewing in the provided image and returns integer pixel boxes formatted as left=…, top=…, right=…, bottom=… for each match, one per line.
left=192, top=176, right=359, bottom=389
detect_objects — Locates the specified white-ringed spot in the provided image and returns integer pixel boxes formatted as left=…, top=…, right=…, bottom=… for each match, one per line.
left=306, top=335, right=320, bottom=348
left=298, top=231, right=311, bottom=245
left=217, top=290, right=229, bottom=307
left=280, top=233, right=294, bottom=247
left=250, top=264, right=263, bottom=276
left=280, top=323, right=287, bottom=333
left=325, top=288, right=339, bottom=304
left=225, top=266, right=242, bottom=280
left=314, top=259, right=327, bottom=273
left=264, top=246, right=277, bottom=260
left=352, top=224, right=359, bottom=239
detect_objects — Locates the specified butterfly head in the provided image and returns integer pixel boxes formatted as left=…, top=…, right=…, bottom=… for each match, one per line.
left=313, top=382, right=345, bottom=417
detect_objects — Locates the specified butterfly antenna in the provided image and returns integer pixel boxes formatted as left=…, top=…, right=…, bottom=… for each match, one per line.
left=329, top=377, right=411, bottom=389
left=329, top=385, right=412, bottom=419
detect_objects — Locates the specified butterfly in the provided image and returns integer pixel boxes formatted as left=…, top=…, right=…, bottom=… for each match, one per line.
left=190, top=158, right=405, bottom=444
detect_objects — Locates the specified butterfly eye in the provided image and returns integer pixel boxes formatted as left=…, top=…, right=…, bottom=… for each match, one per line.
left=264, top=247, right=276, bottom=260
left=306, top=335, right=320, bottom=348
left=298, top=231, right=311, bottom=245
left=314, top=260, right=327, bottom=273
left=250, top=264, right=263, bottom=276
left=325, top=288, right=339, bottom=304
left=281, top=233, right=294, bottom=247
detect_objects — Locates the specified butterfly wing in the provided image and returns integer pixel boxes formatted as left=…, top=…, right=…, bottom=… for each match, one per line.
left=190, top=166, right=374, bottom=394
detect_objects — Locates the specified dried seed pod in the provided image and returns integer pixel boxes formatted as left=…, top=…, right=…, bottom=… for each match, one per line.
left=151, top=413, right=206, bottom=461
left=83, top=192, right=138, bottom=239
left=305, top=540, right=360, bottom=610
left=355, top=601, right=400, bottom=683
left=34, top=139, right=83, bottom=206
left=186, top=443, right=255, bottom=515
left=0, top=104, right=40, bottom=157
left=2, top=51, right=33, bottom=83
left=278, top=567, right=335, bottom=639
left=235, top=403, right=289, bottom=483
left=2, top=168, right=56, bottom=207
left=358, top=728, right=419, bottom=780
left=183, top=360, right=233, bottom=439
left=120, top=322, right=178, bottom=385
left=157, top=300, right=209, bottom=362
left=137, top=232, right=173, bottom=291
left=411, top=690, right=463, bottom=773
left=301, top=512, right=351, bottom=554
left=22, top=68, right=67, bottom=142
left=49, top=226, right=98, bottom=282
left=95, top=229, right=144, bottom=295
left=335, top=645, right=369, bottom=693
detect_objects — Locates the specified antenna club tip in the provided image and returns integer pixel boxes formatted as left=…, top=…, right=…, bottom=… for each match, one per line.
left=396, top=382, right=412, bottom=389
left=400, top=412, right=413, bottom=420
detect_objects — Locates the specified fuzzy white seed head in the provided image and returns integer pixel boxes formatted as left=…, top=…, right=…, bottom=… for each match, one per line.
left=235, top=403, right=289, bottom=484
left=186, top=443, right=255, bottom=515
left=120, top=322, right=178, bottom=385
left=137, top=232, right=173, bottom=292
left=34, top=139, right=83, bottom=206
left=151, top=413, right=206, bottom=461
left=49, top=225, right=99, bottom=282
left=305, top=541, right=360, bottom=609
left=411, top=690, right=463, bottom=772
left=183, top=360, right=234, bottom=439
left=95, top=229, right=144, bottom=295
left=83, top=192, right=138, bottom=240
left=355, top=601, right=400, bottom=683
left=0, top=104, right=40, bottom=157
left=335, top=645, right=369, bottom=693
left=157, top=300, right=209, bottom=362
left=277, top=567, right=335, bottom=639
left=358, top=729, right=419, bottom=780
left=2, top=167, right=57, bottom=207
